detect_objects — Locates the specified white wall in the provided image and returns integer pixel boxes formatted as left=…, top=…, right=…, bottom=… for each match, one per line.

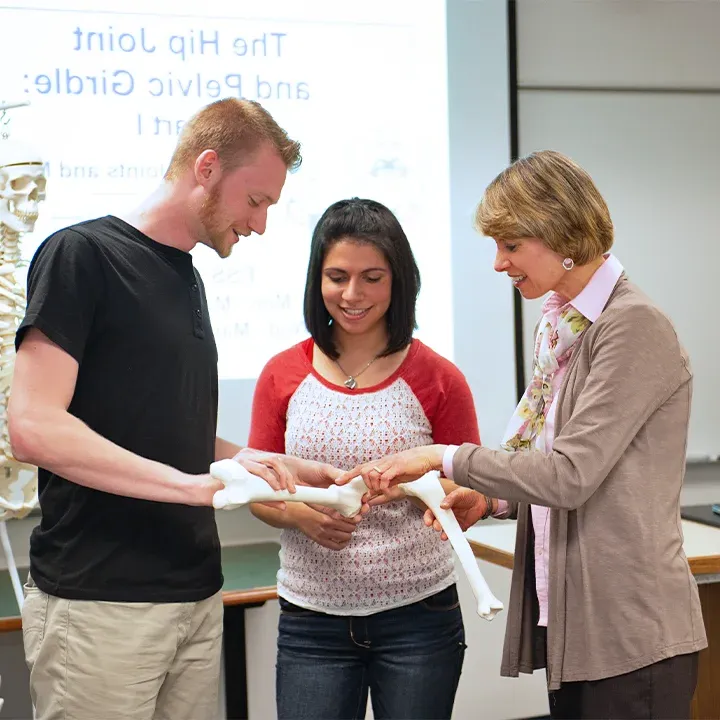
left=516, top=0, right=720, bottom=481
left=516, top=0, right=720, bottom=90
left=446, top=0, right=517, bottom=451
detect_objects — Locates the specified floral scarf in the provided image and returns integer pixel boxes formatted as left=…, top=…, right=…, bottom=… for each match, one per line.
left=502, top=305, right=590, bottom=453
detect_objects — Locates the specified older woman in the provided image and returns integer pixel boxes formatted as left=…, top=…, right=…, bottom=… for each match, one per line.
left=337, top=151, right=707, bottom=719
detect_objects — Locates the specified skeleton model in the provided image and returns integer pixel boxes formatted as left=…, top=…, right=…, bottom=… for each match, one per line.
left=0, top=138, right=45, bottom=521
left=211, top=460, right=504, bottom=620
left=0, top=120, right=46, bottom=616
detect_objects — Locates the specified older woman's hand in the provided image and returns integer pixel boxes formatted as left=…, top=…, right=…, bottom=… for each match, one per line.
left=335, top=444, right=447, bottom=492
left=234, top=448, right=345, bottom=489
left=424, top=487, right=488, bottom=540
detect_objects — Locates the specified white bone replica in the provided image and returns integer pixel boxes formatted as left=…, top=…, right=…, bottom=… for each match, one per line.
left=211, top=459, right=368, bottom=517
left=210, top=460, right=503, bottom=620
left=399, top=471, right=503, bottom=620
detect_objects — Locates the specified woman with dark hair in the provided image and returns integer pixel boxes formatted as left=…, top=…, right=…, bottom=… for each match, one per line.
left=246, top=198, right=480, bottom=720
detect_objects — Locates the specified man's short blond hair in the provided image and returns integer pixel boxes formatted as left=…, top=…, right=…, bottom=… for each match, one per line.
left=165, top=98, right=302, bottom=181
left=475, top=150, right=613, bottom=265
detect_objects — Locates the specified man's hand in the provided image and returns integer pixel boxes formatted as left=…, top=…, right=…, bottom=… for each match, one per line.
left=424, top=487, right=488, bottom=540
left=231, top=449, right=296, bottom=493
left=189, top=473, right=225, bottom=507
left=293, top=503, right=364, bottom=551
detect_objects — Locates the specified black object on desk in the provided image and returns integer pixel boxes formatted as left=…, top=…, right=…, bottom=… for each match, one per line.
left=681, top=504, right=720, bottom=528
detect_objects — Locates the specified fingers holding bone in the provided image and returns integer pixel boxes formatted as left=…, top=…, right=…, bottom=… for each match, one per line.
left=307, top=502, right=364, bottom=524
left=335, top=447, right=442, bottom=492
left=299, top=504, right=362, bottom=551
left=232, top=454, right=295, bottom=493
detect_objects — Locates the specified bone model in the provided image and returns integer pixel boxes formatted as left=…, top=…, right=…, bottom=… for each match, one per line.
left=210, top=460, right=503, bottom=620
left=399, top=472, right=504, bottom=620
left=211, top=459, right=368, bottom=518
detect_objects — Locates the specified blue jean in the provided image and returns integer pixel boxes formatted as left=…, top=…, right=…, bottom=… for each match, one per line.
left=276, top=583, right=466, bottom=720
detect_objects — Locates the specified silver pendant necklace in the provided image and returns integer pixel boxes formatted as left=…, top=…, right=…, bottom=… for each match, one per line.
left=334, top=355, right=380, bottom=390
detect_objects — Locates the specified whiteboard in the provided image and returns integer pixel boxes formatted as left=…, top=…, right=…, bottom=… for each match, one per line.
left=518, top=90, right=720, bottom=460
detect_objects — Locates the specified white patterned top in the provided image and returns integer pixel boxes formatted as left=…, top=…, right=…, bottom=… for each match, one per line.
left=248, top=338, right=480, bottom=615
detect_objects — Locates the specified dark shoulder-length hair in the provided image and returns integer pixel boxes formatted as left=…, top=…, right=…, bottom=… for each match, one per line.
left=303, top=197, right=421, bottom=360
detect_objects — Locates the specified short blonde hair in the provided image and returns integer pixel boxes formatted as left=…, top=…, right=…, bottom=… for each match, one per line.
left=165, top=98, right=302, bottom=181
left=475, top=150, right=613, bottom=265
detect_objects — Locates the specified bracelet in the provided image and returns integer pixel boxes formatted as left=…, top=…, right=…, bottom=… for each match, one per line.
left=481, top=494, right=494, bottom=520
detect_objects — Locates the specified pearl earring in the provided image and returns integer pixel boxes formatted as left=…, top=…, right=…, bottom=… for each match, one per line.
left=562, top=257, right=575, bottom=271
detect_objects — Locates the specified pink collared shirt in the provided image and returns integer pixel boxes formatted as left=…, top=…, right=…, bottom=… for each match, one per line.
left=444, top=253, right=624, bottom=626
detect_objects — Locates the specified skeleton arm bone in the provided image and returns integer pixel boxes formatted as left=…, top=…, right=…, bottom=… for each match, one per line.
left=211, top=458, right=366, bottom=517
left=400, top=472, right=504, bottom=620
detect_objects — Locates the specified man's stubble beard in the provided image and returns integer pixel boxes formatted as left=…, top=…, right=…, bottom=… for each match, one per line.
left=199, top=184, right=232, bottom=259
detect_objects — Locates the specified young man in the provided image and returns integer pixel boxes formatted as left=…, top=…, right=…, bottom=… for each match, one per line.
left=9, top=99, right=317, bottom=720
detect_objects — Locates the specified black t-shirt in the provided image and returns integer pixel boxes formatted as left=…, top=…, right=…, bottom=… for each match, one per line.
left=16, top=215, right=222, bottom=602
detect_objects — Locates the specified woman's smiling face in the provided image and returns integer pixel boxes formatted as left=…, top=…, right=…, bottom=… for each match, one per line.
left=493, top=237, right=567, bottom=300
left=321, top=239, right=392, bottom=337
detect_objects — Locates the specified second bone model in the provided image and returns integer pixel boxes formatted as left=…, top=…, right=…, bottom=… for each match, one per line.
left=210, top=460, right=503, bottom=620
left=398, top=472, right=503, bottom=620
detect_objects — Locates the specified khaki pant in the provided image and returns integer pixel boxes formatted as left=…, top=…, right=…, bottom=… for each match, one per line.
left=22, top=578, right=223, bottom=720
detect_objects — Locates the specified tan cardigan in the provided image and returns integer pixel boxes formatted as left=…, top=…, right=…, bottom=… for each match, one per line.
left=454, top=275, right=707, bottom=690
